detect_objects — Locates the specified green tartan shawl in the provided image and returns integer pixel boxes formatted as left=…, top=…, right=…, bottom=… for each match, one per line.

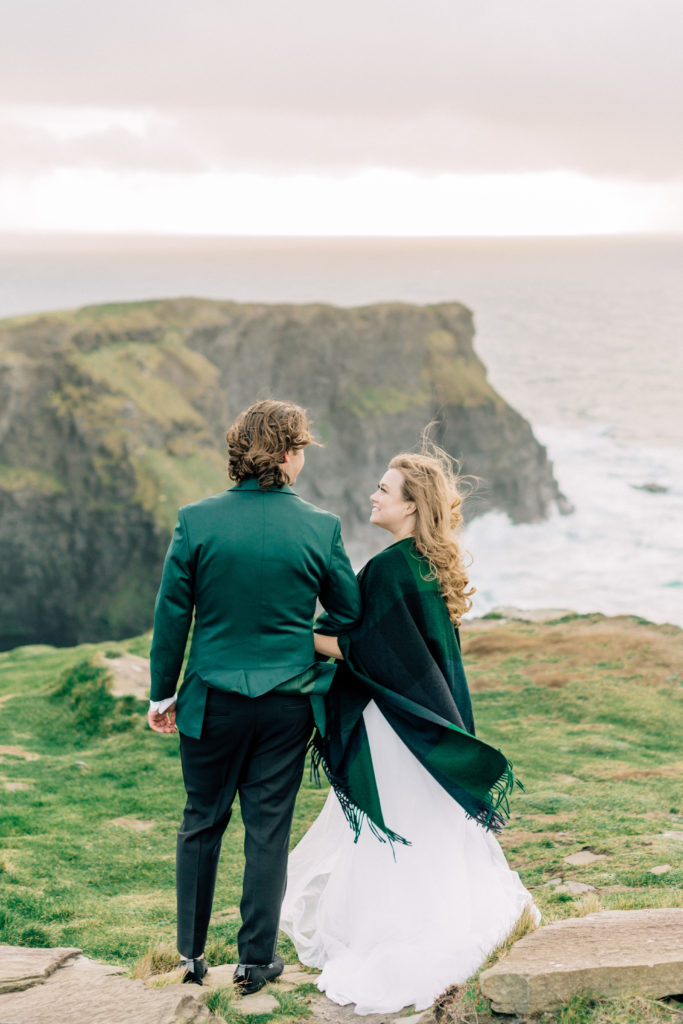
left=312, top=537, right=522, bottom=845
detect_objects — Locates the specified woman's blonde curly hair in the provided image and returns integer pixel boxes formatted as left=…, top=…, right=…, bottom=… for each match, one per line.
left=226, top=399, right=320, bottom=490
left=389, top=443, right=475, bottom=625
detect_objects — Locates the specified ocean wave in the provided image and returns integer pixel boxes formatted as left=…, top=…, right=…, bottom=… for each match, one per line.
left=464, top=425, right=683, bottom=627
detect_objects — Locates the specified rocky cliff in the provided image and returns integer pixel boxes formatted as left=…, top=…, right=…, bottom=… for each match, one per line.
left=0, top=297, right=566, bottom=648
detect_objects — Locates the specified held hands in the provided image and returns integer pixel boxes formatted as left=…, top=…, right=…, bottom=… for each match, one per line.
left=314, top=633, right=343, bottom=660
left=147, top=705, right=177, bottom=734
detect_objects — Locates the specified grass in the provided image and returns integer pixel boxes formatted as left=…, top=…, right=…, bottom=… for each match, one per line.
left=424, top=329, right=504, bottom=410
left=204, top=986, right=315, bottom=1024
left=463, top=615, right=683, bottom=909
left=348, top=384, right=430, bottom=418
left=41, top=328, right=227, bottom=532
left=74, top=334, right=227, bottom=530
left=76, top=338, right=213, bottom=432
left=131, top=446, right=226, bottom=530
left=0, top=613, right=681, bottom=1023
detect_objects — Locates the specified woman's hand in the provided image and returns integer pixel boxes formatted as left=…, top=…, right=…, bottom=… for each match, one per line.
left=314, top=633, right=343, bottom=660
left=148, top=705, right=177, bottom=734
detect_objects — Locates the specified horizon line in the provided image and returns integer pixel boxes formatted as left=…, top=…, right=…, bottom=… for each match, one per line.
left=1, top=229, right=682, bottom=243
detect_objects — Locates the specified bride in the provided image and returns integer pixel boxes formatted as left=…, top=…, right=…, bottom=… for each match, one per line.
left=279, top=447, right=539, bottom=1016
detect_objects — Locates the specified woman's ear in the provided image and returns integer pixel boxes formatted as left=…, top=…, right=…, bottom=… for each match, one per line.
left=405, top=502, right=416, bottom=515
left=282, top=450, right=291, bottom=463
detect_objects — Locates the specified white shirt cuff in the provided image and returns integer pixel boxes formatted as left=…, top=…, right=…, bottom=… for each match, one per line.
left=149, top=695, right=177, bottom=714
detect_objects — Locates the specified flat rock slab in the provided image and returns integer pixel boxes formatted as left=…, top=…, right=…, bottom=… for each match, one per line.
left=480, top=908, right=683, bottom=1015
left=201, top=964, right=236, bottom=989
left=233, top=991, right=280, bottom=1015
left=277, top=968, right=319, bottom=991
left=564, top=849, right=606, bottom=866
left=282, top=965, right=318, bottom=983
left=0, top=945, right=81, bottom=994
left=553, top=881, right=596, bottom=895
left=1, top=948, right=432, bottom=1024
left=0, top=954, right=216, bottom=1023
left=310, top=994, right=420, bottom=1022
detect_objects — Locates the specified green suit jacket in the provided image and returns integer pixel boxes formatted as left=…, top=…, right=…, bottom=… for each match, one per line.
left=150, top=478, right=362, bottom=738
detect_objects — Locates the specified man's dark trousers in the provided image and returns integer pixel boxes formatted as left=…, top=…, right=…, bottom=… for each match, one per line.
left=177, top=687, right=313, bottom=964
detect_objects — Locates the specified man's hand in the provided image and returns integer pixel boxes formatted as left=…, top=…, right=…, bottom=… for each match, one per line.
left=148, top=705, right=177, bottom=734
left=314, top=632, right=343, bottom=660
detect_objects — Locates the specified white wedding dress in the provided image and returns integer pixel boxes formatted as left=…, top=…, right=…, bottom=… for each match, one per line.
left=280, top=701, right=539, bottom=1015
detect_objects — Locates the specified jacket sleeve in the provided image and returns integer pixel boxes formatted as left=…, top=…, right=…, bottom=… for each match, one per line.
left=149, top=510, right=195, bottom=701
left=315, top=519, right=362, bottom=635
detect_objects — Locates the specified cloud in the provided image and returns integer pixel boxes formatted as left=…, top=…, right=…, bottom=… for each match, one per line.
left=2, top=166, right=681, bottom=236
left=3, top=102, right=682, bottom=183
left=1, top=0, right=682, bottom=180
left=0, top=106, right=207, bottom=175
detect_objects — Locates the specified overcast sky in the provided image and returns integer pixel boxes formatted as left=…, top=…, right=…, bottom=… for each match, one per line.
left=2, top=0, right=682, bottom=234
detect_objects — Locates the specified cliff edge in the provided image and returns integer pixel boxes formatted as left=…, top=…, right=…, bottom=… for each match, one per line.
left=0, top=297, right=565, bottom=648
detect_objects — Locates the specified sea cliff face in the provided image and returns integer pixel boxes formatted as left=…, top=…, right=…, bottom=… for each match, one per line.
left=0, top=298, right=565, bottom=648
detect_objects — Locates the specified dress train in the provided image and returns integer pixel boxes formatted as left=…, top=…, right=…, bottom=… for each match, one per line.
left=280, top=702, right=539, bottom=1015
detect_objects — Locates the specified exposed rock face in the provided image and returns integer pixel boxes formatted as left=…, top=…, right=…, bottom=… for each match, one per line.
left=0, top=948, right=319, bottom=1024
left=0, top=947, right=215, bottom=1023
left=479, top=908, right=683, bottom=1014
left=0, top=298, right=565, bottom=649
left=0, top=944, right=81, bottom=994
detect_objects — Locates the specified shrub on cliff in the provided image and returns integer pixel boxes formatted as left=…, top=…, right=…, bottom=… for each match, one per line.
left=51, top=659, right=137, bottom=736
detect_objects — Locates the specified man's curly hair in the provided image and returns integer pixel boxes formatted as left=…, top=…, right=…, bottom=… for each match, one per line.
left=226, top=399, right=320, bottom=490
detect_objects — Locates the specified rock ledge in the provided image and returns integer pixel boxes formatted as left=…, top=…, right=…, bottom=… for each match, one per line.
left=480, top=908, right=683, bottom=1014
left=0, top=945, right=81, bottom=994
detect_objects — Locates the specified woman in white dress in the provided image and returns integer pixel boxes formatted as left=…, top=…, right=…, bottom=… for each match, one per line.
left=280, top=449, right=538, bottom=1016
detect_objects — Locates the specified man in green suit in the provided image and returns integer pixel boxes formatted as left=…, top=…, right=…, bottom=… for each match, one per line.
left=148, top=399, right=361, bottom=993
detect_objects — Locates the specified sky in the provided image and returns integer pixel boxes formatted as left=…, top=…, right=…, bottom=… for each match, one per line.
left=1, top=0, right=682, bottom=236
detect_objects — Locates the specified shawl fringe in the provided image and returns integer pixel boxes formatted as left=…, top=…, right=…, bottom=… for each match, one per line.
left=309, top=736, right=411, bottom=849
left=465, top=757, right=525, bottom=834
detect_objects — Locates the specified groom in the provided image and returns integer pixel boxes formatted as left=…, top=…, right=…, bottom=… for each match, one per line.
left=148, top=399, right=361, bottom=993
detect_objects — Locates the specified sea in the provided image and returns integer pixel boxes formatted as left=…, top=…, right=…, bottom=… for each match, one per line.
left=1, top=234, right=681, bottom=627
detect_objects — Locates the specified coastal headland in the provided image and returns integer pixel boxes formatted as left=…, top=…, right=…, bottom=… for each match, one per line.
left=0, top=298, right=566, bottom=650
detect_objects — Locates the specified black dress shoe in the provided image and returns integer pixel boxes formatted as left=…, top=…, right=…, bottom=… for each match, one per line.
left=179, top=957, right=208, bottom=985
left=233, top=954, right=284, bottom=995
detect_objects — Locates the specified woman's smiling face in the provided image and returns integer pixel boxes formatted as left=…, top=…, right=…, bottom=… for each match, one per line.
left=370, top=468, right=416, bottom=537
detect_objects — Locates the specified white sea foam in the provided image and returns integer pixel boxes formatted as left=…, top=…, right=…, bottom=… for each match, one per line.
left=465, top=424, right=683, bottom=626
